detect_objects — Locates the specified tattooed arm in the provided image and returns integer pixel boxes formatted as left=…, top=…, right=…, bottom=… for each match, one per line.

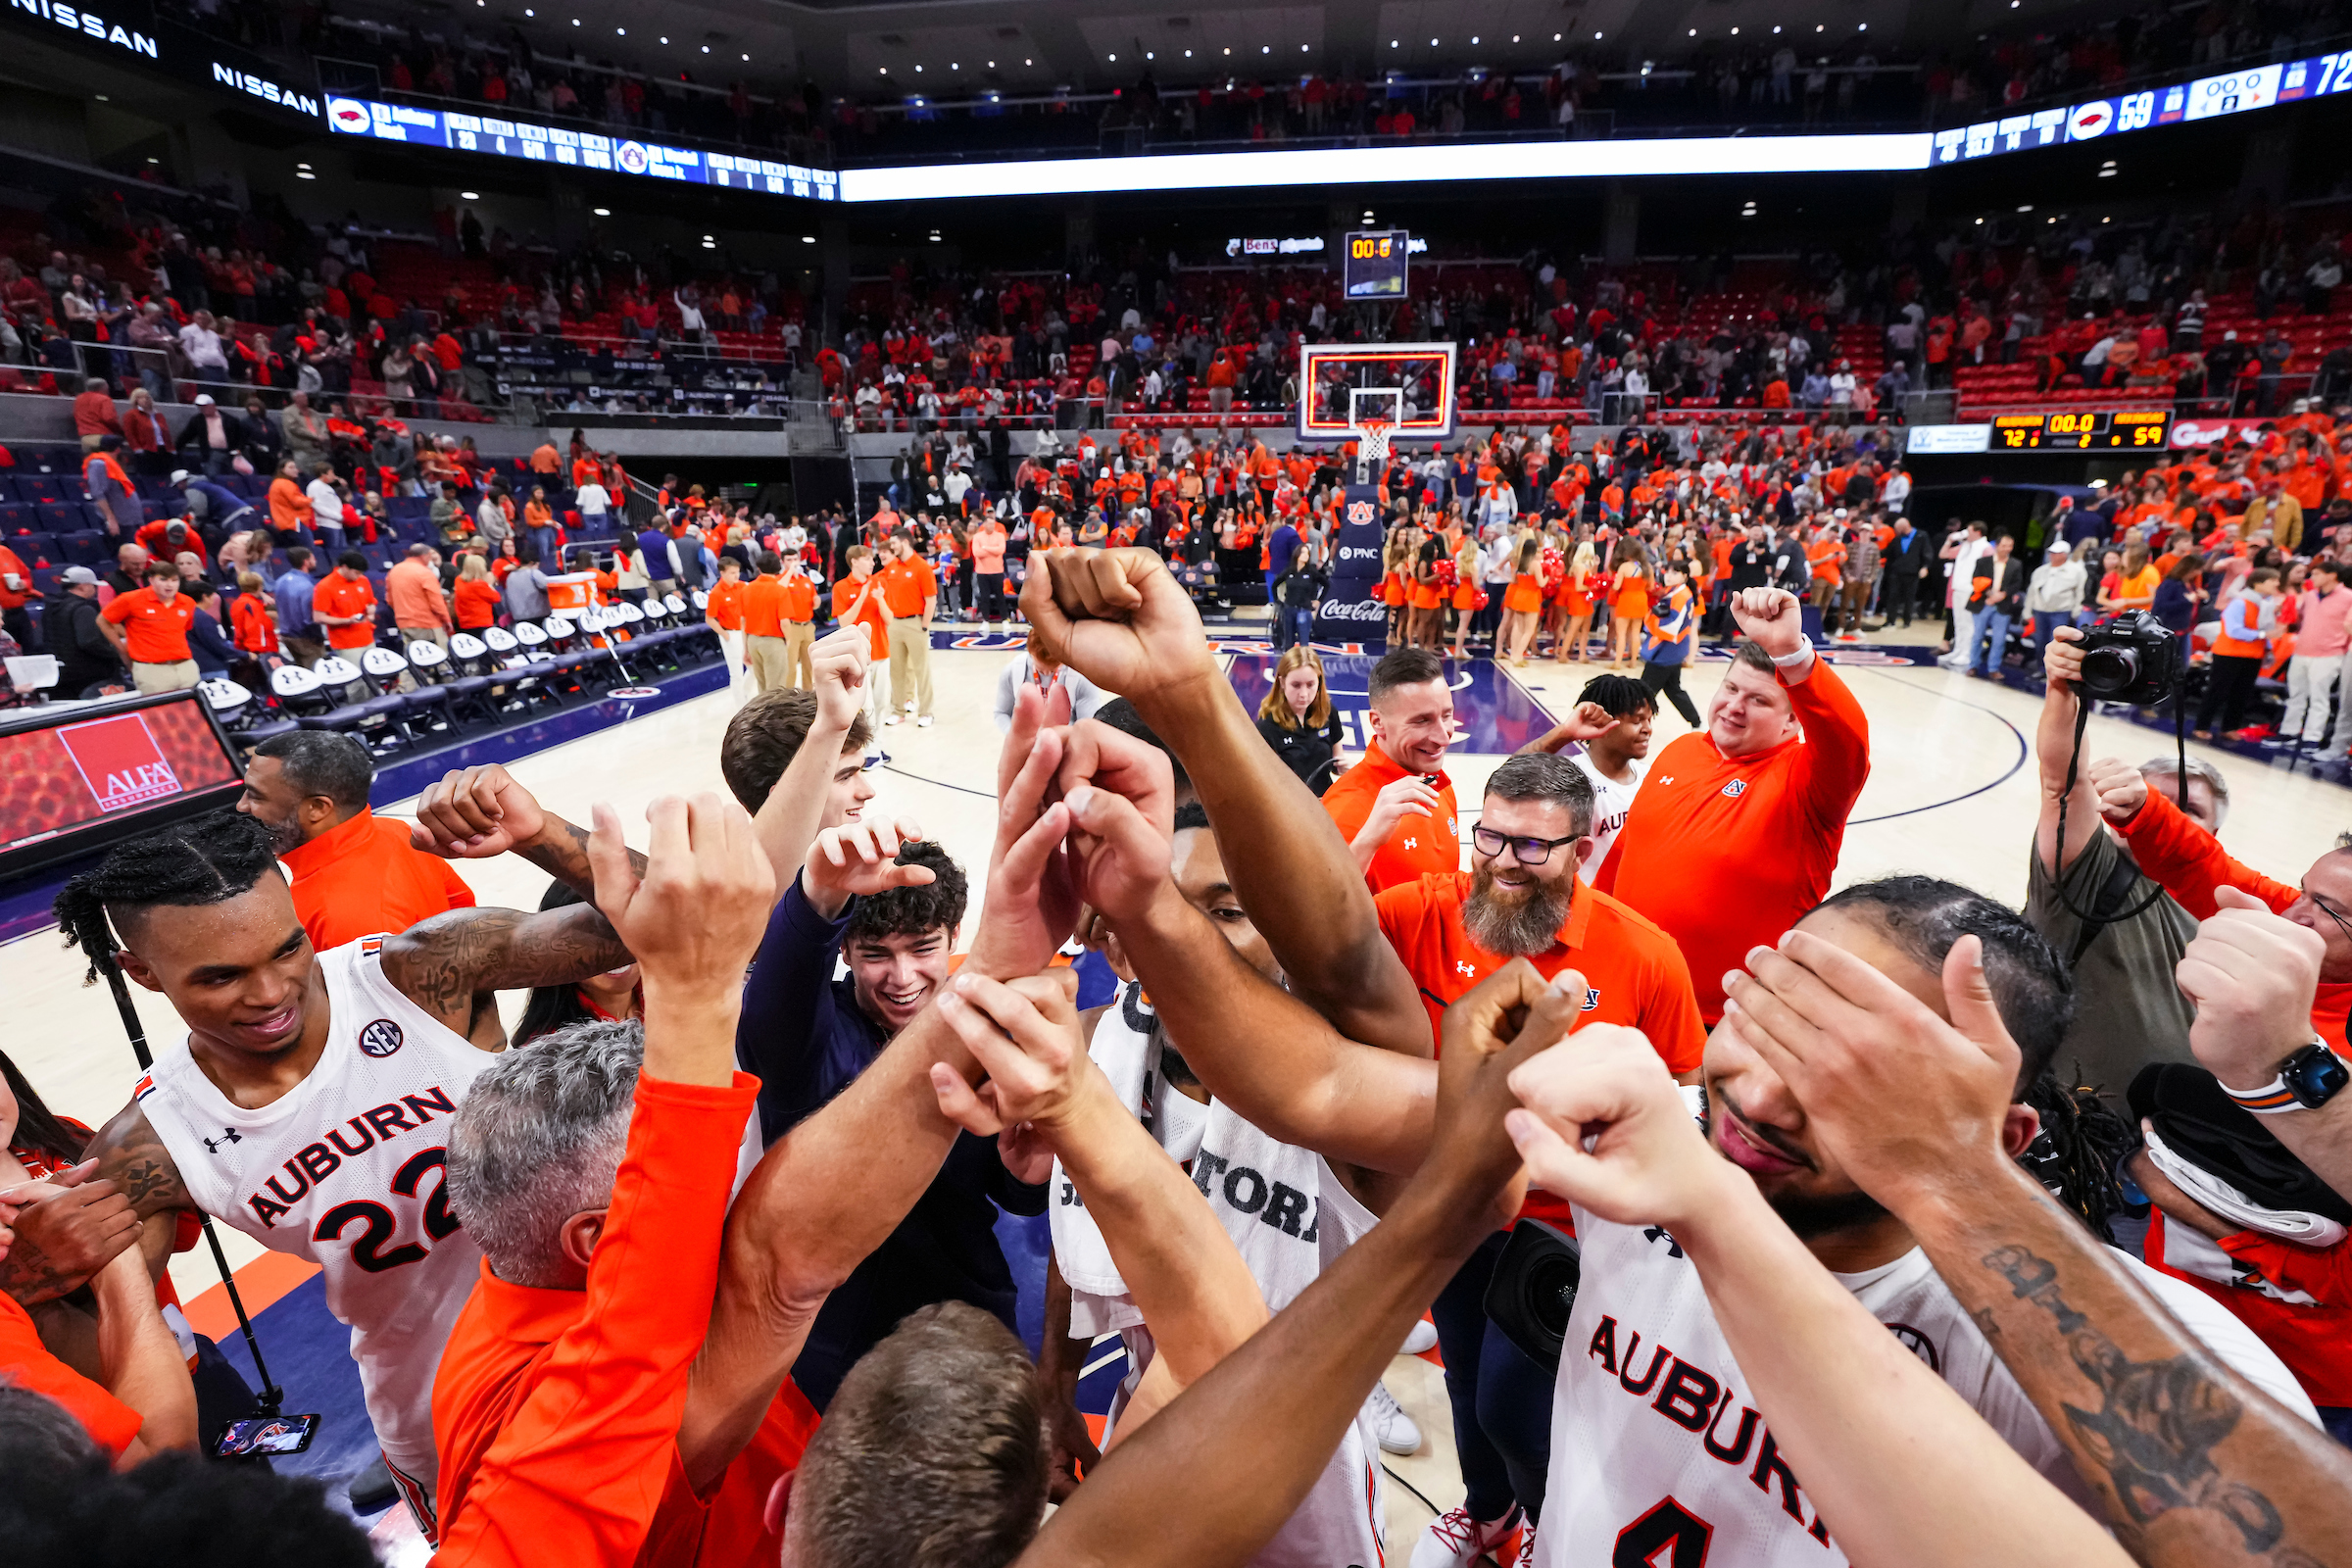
left=81, top=1102, right=198, bottom=1287
left=1726, top=928, right=2352, bottom=1568
left=382, top=905, right=634, bottom=1039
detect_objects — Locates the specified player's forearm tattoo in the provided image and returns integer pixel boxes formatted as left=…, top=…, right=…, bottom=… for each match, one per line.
left=1984, top=1245, right=2317, bottom=1563
left=0, top=1236, right=75, bottom=1305
left=89, top=1107, right=190, bottom=1219
left=390, top=905, right=634, bottom=1025
left=516, top=818, right=648, bottom=900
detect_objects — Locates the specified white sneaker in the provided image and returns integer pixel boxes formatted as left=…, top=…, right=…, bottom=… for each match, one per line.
left=916, top=713, right=934, bottom=727
left=1409, top=1503, right=1521, bottom=1568
left=1365, top=1380, right=1421, bottom=1455
left=1402, top=1319, right=1439, bottom=1355
left=883, top=713, right=901, bottom=725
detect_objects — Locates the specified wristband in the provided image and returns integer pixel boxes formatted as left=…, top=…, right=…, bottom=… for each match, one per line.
left=2221, top=1037, right=2350, bottom=1114
left=1770, top=639, right=1816, bottom=669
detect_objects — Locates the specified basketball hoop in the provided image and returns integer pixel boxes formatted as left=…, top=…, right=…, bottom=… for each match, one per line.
left=1354, top=419, right=1395, bottom=471
left=1347, top=385, right=1404, bottom=484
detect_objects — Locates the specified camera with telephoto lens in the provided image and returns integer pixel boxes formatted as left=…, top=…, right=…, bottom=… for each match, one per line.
left=2075, top=611, right=2181, bottom=706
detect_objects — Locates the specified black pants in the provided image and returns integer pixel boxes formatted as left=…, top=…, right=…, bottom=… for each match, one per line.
left=1429, top=1229, right=1554, bottom=1526
left=2197, top=654, right=2263, bottom=735
left=976, top=572, right=1006, bottom=621
left=3, top=603, right=37, bottom=652
left=1642, top=659, right=1702, bottom=725
left=1883, top=569, right=1920, bottom=626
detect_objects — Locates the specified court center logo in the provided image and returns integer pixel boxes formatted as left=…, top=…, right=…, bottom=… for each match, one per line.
left=358, top=1019, right=405, bottom=1058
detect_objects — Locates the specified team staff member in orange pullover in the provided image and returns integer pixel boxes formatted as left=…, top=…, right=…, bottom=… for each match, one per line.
left=704, top=556, right=750, bottom=694
left=1598, top=586, right=1871, bottom=1023
left=1319, top=646, right=1464, bottom=892
left=779, top=556, right=819, bottom=691
left=232, top=730, right=476, bottom=953
left=740, top=553, right=792, bottom=695
left=832, top=546, right=894, bottom=734
left=877, top=530, right=938, bottom=726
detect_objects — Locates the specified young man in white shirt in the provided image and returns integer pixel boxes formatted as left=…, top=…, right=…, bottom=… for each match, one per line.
left=1520, top=674, right=1653, bottom=884
left=304, top=468, right=347, bottom=554
left=574, top=479, right=610, bottom=524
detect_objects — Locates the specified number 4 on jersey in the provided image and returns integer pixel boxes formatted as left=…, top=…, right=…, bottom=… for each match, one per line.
left=1614, top=1496, right=1714, bottom=1567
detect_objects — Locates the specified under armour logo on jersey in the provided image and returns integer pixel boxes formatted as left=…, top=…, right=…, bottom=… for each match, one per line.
left=1657, top=776, right=1674, bottom=787
left=1642, top=1224, right=1686, bottom=1258
left=1456, top=960, right=1477, bottom=978
left=358, top=1019, right=404, bottom=1058
left=1721, top=778, right=1749, bottom=799
left=1400, top=835, right=1418, bottom=851
left=202, top=1128, right=242, bottom=1154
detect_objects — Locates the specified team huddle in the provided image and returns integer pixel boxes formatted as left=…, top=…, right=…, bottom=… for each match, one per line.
left=10, top=544, right=2352, bottom=1568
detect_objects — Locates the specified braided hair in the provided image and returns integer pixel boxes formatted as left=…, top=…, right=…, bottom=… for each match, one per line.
left=53, top=810, right=282, bottom=986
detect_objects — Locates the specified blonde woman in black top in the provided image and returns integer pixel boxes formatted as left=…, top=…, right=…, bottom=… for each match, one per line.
left=1255, top=644, right=1348, bottom=793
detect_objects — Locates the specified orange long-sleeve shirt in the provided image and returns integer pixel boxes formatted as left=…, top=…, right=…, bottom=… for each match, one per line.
left=433, top=1072, right=762, bottom=1568
left=1597, top=657, right=1871, bottom=1022
left=1320, top=739, right=1462, bottom=894
left=2145, top=1213, right=2352, bottom=1406
left=2115, top=787, right=2352, bottom=1047
left=277, top=807, right=476, bottom=951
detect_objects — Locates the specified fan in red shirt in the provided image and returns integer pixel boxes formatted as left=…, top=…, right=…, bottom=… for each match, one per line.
left=1319, top=647, right=1463, bottom=892
left=1598, top=587, right=1872, bottom=1024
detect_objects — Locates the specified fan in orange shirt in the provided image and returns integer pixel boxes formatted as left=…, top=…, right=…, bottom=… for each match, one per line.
left=1598, top=588, right=1871, bottom=1024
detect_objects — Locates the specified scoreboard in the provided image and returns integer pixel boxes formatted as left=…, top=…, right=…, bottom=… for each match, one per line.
left=1343, top=230, right=1410, bottom=300
left=1991, top=410, right=2173, bottom=450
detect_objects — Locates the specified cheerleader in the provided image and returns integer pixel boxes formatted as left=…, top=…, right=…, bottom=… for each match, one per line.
left=1608, top=551, right=1652, bottom=666
left=1500, top=530, right=1545, bottom=665
left=1555, top=539, right=1599, bottom=664
left=1447, top=531, right=1482, bottom=661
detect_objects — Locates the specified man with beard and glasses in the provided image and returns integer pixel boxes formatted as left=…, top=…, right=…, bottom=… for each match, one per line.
left=233, top=730, right=477, bottom=952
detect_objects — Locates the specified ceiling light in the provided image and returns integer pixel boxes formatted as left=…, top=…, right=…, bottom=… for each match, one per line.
left=570, top=17, right=579, bottom=24
left=462, top=191, right=480, bottom=200
left=953, top=60, right=960, bottom=68
left=1430, top=37, right=1439, bottom=45
left=987, top=59, right=995, bottom=67
left=2103, top=216, right=2113, bottom=222
left=1512, top=33, right=1520, bottom=42
left=660, top=36, right=667, bottom=43
left=1859, top=23, right=1869, bottom=29
left=1145, top=52, right=1152, bottom=60
left=1816, top=23, right=1824, bottom=30
left=702, top=240, right=715, bottom=249
left=1975, top=217, right=1984, bottom=224
left=741, top=53, right=749, bottom=60
left=296, top=171, right=315, bottom=179
left=914, top=64, right=922, bottom=71
left=1025, top=57, right=1032, bottom=64
left=522, top=7, right=530, bottom=13
left=702, top=44, right=710, bottom=52
left=1226, top=46, right=1234, bottom=55
left=615, top=26, right=624, bottom=34
left=295, top=161, right=311, bottom=170
left=803, top=235, right=816, bottom=244
left=1689, top=27, right=1696, bottom=35
left=1389, top=40, right=1397, bottom=48
left=148, top=156, right=161, bottom=164
left=1108, top=52, right=1116, bottom=61
left=1262, top=44, right=1271, bottom=53
left=1471, top=34, right=1479, bottom=43
left=1184, top=48, right=1193, bottom=56
left=1732, top=26, right=1740, bottom=34
left=879, top=66, right=888, bottom=74
left=2017, top=204, right=2034, bottom=212
left=94, top=92, right=108, bottom=100
left=594, top=207, right=611, bottom=216
left=1592, top=31, right=1601, bottom=39
left=1772, top=24, right=1781, bottom=32
left=1300, top=42, right=1308, bottom=51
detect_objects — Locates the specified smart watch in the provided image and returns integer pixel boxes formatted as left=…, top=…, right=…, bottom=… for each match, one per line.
left=2221, top=1037, right=2351, bottom=1115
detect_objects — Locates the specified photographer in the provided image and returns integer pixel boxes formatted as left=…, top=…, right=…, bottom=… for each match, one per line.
left=2030, top=627, right=2206, bottom=1093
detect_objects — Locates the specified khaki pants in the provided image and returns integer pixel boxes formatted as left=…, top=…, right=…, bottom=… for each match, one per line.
left=284, top=635, right=325, bottom=668
left=887, top=618, right=933, bottom=718
left=399, top=626, right=450, bottom=650
left=716, top=627, right=748, bottom=689
left=784, top=621, right=815, bottom=688
left=132, top=659, right=200, bottom=694
left=745, top=634, right=793, bottom=693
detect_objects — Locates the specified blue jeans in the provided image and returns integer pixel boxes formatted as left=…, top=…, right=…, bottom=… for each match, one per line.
left=527, top=525, right=557, bottom=564
left=1291, top=608, right=1313, bottom=649
left=2030, top=610, right=2071, bottom=664
left=1972, top=611, right=2014, bottom=674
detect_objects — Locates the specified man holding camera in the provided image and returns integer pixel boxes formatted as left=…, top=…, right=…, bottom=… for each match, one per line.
left=2030, top=627, right=2209, bottom=1093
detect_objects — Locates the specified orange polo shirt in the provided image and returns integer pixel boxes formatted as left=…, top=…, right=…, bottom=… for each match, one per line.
left=740, top=575, right=786, bottom=638
left=832, top=576, right=889, bottom=661
left=877, top=556, right=937, bottom=620
left=0, top=1293, right=141, bottom=1458
left=779, top=575, right=817, bottom=625
left=311, top=573, right=378, bottom=651
left=101, top=586, right=197, bottom=662
left=1319, top=739, right=1462, bottom=893
left=277, top=808, right=476, bottom=951
left=433, top=1073, right=779, bottom=1568
left=1597, top=659, right=1871, bottom=1023
left=1375, top=872, right=1707, bottom=1072
left=704, top=579, right=746, bottom=631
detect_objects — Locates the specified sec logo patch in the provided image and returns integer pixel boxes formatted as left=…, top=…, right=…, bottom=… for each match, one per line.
left=1721, top=779, right=1748, bottom=799
left=358, top=1019, right=404, bottom=1058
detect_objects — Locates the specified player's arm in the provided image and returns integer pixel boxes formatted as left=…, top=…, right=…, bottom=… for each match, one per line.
left=0, top=1163, right=142, bottom=1306
left=930, top=972, right=1267, bottom=1439
left=1516, top=702, right=1631, bottom=757
left=380, top=901, right=633, bottom=1039
left=1035, top=1260, right=1100, bottom=1501
left=81, top=1104, right=197, bottom=1285
left=87, top=1238, right=197, bottom=1462
left=1506, top=1020, right=2136, bottom=1568
left=748, top=626, right=870, bottom=888
left=1021, top=546, right=1427, bottom=1057
left=1014, top=962, right=1558, bottom=1568
left=1724, top=925, right=2352, bottom=1567
left=1063, top=783, right=1436, bottom=1175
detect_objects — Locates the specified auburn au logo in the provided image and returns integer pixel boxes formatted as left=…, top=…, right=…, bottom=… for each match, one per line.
left=1721, top=779, right=1749, bottom=799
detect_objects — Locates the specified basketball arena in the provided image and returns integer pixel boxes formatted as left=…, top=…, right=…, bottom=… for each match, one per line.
left=3, top=4, right=2352, bottom=1564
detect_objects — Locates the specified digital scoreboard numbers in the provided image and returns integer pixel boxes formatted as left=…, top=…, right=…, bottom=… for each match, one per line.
left=1343, top=230, right=1409, bottom=300
left=1990, top=411, right=2171, bottom=450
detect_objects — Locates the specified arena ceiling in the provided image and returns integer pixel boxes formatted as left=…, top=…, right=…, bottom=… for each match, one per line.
left=333, top=0, right=2092, bottom=102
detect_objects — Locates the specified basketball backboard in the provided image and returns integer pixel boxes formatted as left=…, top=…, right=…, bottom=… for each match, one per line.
left=1297, top=342, right=1458, bottom=445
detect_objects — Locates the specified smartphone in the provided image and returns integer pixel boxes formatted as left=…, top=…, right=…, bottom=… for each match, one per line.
left=215, top=1412, right=320, bottom=1458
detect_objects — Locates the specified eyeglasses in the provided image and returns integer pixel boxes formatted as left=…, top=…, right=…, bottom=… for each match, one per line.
left=1472, top=825, right=1582, bottom=865
left=2300, top=884, right=2352, bottom=946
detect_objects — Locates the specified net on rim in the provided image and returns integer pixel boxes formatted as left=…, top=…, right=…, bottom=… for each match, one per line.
left=1353, top=418, right=1395, bottom=467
